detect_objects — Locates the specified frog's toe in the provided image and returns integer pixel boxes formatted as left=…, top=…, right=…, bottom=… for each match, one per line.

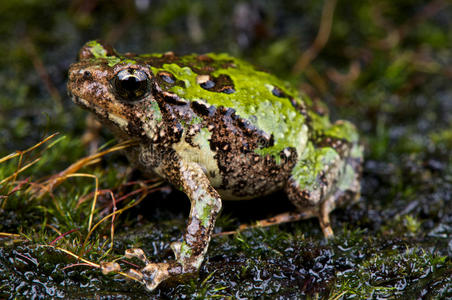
left=127, top=267, right=144, bottom=281
left=127, top=262, right=172, bottom=291
left=124, top=248, right=186, bottom=290
left=125, top=248, right=150, bottom=264
left=100, top=261, right=121, bottom=274
left=170, top=241, right=182, bottom=260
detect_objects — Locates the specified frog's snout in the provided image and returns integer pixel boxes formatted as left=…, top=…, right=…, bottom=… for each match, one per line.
left=68, top=65, right=93, bottom=83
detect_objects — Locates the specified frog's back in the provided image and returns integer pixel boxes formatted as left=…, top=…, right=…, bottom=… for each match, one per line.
left=141, top=52, right=362, bottom=203
left=91, top=48, right=360, bottom=200
left=143, top=52, right=304, bottom=112
left=141, top=52, right=310, bottom=160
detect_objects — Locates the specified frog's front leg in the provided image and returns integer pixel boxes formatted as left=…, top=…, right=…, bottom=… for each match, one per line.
left=126, top=159, right=222, bottom=291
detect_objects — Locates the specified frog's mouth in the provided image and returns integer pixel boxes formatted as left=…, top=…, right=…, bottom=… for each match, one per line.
left=68, top=92, right=105, bottom=121
left=68, top=92, right=104, bottom=118
left=69, top=93, right=91, bottom=110
left=69, top=92, right=132, bottom=132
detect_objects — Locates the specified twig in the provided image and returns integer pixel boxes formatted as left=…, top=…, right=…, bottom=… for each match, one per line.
left=374, top=0, right=449, bottom=49
left=292, top=0, right=338, bottom=74
left=23, top=36, right=62, bottom=109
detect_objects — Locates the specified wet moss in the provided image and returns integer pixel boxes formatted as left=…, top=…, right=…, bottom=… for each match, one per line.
left=1, top=0, right=452, bottom=298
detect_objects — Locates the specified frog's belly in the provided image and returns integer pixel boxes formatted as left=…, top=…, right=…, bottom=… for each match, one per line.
left=216, top=185, right=283, bottom=201
left=173, top=148, right=286, bottom=200
left=171, top=131, right=294, bottom=200
left=210, top=150, right=292, bottom=200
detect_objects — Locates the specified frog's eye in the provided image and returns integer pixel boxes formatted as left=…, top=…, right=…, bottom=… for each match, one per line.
left=112, top=69, right=150, bottom=101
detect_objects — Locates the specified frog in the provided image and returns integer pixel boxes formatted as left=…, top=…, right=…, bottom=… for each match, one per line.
left=67, top=40, right=363, bottom=291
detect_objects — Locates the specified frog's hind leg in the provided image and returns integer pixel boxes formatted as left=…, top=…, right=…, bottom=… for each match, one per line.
left=318, top=196, right=334, bottom=237
left=235, top=210, right=318, bottom=232
left=285, top=122, right=363, bottom=238
left=284, top=185, right=336, bottom=238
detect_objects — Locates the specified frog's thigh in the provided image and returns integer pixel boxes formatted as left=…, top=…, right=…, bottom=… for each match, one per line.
left=161, top=159, right=222, bottom=270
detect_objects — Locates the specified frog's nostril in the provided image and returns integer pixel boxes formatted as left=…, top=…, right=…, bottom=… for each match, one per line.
left=83, top=71, right=92, bottom=80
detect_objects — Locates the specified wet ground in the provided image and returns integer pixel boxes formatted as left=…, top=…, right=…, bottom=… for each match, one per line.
left=1, top=0, right=451, bottom=298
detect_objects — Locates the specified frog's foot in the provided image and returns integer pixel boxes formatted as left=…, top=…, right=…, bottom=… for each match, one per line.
left=319, top=200, right=334, bottom=238
left=124, top=248, right=183, bottom=291
left=127, top=261, right=174, bottom=291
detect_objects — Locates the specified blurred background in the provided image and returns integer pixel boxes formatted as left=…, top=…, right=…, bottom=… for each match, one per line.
left=0, top=0, right=451, bottom=298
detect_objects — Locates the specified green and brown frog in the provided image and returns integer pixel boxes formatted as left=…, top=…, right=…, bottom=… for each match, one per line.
left=67, top=40, right=363, bottom=291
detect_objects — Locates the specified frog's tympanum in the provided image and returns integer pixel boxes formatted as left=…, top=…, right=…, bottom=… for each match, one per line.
left=67, top=40, right=363, bottom=291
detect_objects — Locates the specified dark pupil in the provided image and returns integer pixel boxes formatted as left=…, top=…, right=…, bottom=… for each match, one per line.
left=114, top=69, right=149, bottom=101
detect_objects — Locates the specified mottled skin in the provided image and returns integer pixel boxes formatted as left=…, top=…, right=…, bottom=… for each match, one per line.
left=67, top=40, right=363, bottom=291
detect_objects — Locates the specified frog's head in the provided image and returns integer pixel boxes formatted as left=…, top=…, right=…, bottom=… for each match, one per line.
left=67, top=40, right=162, bottom=141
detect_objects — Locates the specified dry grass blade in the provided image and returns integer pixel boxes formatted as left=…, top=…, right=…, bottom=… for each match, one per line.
left=80, top=182, right=163, bottom=255
left=0, top=133, right=59, bottom=166
left=1, top=133, right=60, bottom=208
left=33, top=139, right=138, bottom=198
left=0, top=157, right=41, bottom=186
left=0, top=232, right=24, bottom=239
left=42, top=245, right=141, bottom=282
left=214, top=211, right=314, bottom=237
left=65, top=173, right=99, bottom=232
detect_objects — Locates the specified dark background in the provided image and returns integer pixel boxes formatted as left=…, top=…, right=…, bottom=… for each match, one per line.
left=0, top=0, right=451, bottom=298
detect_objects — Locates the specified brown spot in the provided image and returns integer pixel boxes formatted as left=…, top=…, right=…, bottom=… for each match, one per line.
left=155, top=71, right=186, bottom=92
left=315, top=136, right=349, bottom=158
left=272, top=86, right=287, bottom=98
left=191, top=100, right=216, bottom=116
left=197, top=54, right=214, bottom=62
left=206, top=106, right=295, bottom=198
left=159, top=71, right=176, bottom=84
left=162, top=91, right=188, bottom=105
left=143, top=54, right=180, bottom=68
left=218, top=86, right=235, bottom=94
left=199, top=74, right=235, bottom=94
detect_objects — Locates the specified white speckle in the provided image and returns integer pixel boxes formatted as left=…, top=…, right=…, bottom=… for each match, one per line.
left=108, top=113, right=129, bottom=129
left=172, top=130, right=222, bottom=187
left=196, top=75, right=210, bottom=84
left=194, top=99, right=211, bottom=109
left=77, top=97, right=90, bottom=108
left=188, top=127, right=196, bottom=135
left=284, top=148, right=291, bottom=157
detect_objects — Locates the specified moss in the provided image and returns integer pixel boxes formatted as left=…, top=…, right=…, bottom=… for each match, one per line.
left=149, top=54, right=309, bottom=159
left=1, top=0, right=452, bottom=298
